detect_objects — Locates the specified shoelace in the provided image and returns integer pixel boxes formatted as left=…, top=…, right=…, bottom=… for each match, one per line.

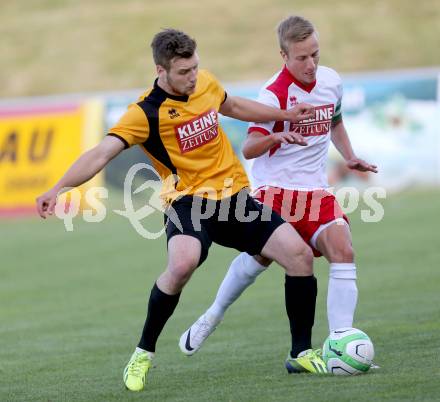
left=128, top=355, right=147, bottom=376
left=312, top=349, right=323, bottom=358
left=302, top=349, right=322, bottom=360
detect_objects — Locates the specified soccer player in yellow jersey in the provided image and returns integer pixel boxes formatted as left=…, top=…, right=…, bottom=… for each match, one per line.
left=36, top=29, right=320, bottom=391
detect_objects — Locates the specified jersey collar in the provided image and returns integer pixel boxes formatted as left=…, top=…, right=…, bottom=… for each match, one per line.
left=282, top=65, right=316, bottom=93
left=154, top=79, right=189, bottom=102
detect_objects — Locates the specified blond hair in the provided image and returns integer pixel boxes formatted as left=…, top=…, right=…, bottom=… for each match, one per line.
left=277, top=16, right=315, bottom=53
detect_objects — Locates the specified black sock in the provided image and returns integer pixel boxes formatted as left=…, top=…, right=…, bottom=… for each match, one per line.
left=284, top=275, right=317, bottom=358
left=138, top=283, right=181, bottom=352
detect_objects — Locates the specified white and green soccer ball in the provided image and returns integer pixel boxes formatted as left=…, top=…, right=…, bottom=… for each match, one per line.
left=322, top=327, right=374, bottom=375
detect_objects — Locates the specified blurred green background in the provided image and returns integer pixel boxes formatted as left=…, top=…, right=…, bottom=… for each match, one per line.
left=2, top=0, right=440, bottom=97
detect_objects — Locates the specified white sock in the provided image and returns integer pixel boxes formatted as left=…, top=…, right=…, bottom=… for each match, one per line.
left=205, top=253, right=267, bottom=324
left=327, top=263, right=358, bottom=332
left=135, top=347, right=154, bottom=359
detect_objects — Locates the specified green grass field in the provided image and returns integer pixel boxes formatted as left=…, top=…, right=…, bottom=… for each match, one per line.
left=1, top=189, right=440, bottom=401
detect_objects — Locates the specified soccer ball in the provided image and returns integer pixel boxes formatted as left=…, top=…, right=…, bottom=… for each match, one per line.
left=322, top=327, right=374, bottom=375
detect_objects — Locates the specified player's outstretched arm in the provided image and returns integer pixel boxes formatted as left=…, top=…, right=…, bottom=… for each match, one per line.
left=219, top=96, right=314, bottom=123
left=36, top=135, right=125, bottom=219
left=242, top=131, right=307, bottom=159
left=331, top=120, right=378, bottom=173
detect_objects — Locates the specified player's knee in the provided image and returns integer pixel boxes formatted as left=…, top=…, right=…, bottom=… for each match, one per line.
left=167, top=257, right=199, bottom=286
left=300, top=244, right=314, bottom=270
left=329, top=243, right=354, bottom=263
left=285, top=243, right=313, bottom=276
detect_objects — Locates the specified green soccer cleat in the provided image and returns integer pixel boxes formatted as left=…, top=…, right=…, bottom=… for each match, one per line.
left=123, top=350, right=153, bottom=391
left=285, top=348, right=328, bottom=374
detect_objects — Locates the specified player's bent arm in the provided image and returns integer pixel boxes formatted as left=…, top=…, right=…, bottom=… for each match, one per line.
left=242, top=132, right=277, bottom=159
left=330, top=120, right=356, bottom=161
left=219, top=96, right=314, bottom=123
left=243, top=130, right=307, bottom=159
left=57, top=136, right=125, bottom=188
left=242, top=131, right=307, bottom=159
left=36, top=136, right=125, bottom=218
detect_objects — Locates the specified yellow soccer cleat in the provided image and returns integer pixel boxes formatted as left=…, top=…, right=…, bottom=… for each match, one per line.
left=123, top=350, right=153, bottom=391
left=285, top=348, right=328, bottom=374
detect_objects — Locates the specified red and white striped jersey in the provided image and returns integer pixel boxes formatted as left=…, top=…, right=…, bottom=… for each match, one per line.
left=248, top=65, right=343, bottom=190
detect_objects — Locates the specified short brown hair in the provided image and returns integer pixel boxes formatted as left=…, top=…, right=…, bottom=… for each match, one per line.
left=277, top=16, right=315, bottom=53
left=151, top=29, right=197, bottom=70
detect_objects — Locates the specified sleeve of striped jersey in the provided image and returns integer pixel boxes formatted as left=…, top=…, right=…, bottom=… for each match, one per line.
left=108, top=103, right=149, bottom=147
left=332, top=80, right=343, bottom=125
left=248, top=89, right=280, bottom=136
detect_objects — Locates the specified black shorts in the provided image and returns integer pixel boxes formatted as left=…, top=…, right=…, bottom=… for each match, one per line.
left=164, top=189, right=285, bottom=266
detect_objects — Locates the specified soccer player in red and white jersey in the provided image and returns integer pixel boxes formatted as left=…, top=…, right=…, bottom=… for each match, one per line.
left=179, top=16, right=377, bottom=373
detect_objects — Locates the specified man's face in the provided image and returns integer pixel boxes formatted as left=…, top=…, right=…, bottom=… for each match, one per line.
left=282, top=33, right=320, bottom=85
left=157, top=53, right=199, bottom=96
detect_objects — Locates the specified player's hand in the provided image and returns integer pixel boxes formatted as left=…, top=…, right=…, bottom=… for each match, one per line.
left=346, top=158, right=378, bottom=173
left=36, top=188, right=59, bottom=219
left=286, top=103, right=315, bottom=122
left=274, top=131, right=308, bottom=146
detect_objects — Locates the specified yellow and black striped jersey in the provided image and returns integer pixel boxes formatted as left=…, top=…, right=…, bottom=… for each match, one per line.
left=109, top=69, right=249, bottom=203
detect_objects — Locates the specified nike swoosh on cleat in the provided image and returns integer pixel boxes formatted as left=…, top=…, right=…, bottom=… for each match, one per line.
left=334, top=329, right=350, bottom=334
left=185, top=329, right=194, bottom=351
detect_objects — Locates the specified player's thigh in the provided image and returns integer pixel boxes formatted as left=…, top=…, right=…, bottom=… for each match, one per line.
left=165, top=196, right=212, bottom=267
left=210, top=193, right=281, bottom=255
left=260, top=222, right=313, bottom=276
left=315, top=221, right=354, bottom=263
